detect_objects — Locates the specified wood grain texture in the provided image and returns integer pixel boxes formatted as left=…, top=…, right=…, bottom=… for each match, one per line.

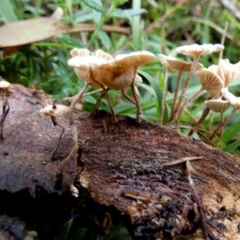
left=1, top=84, right=240, bottom=239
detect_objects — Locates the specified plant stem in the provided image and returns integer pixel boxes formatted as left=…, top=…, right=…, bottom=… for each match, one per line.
left=132, top=0, right=141, bottom=50
left=160, top=71, right=168, bottom=126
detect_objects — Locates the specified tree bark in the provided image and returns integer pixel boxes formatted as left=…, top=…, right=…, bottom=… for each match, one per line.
left=1, top=84, right=240, bottom=240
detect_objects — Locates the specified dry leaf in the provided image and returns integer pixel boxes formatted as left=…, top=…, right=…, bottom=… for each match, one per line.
left=0, top=17, right=130, bottom=48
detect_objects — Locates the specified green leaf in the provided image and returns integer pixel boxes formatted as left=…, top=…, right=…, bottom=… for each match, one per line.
left=223, top=139, right=240, bottom=153
left=81, top=0, right=105, bottom=13
left=139, top=70, right=168, bottom=123
left=111, top=8, right=130, bottom=21
left=68, top=228, right=87, bottom=240
left=222, top=119, right=240, bottom=144
left=123, top=8, right=147, bottom=17
left=0, top=0, right=18, bottom=23
left=97, top=31, right=112, bottom=49
left=57, top=219, right=73, bottom=240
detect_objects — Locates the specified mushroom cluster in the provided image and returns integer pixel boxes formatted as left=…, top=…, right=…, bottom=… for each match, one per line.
left=37, top=44, right=240, bottom=173
left=158, top=42, right=240, bottom=144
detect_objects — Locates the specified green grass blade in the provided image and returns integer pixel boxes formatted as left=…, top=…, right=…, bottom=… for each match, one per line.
left=222, top=119, right=240, bottom=143
left=223, top=139, right=240, bottom=153
left=0, top=0, right=18, bottom=22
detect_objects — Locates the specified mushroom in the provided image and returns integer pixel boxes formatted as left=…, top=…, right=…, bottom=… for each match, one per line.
left=176, top=68, right=224, bottom=131
left=158, top=54, right=203, bottom=125
left=40, top=104, right=71, bottom=160
left=205, top=99, right=230, bottom=143
left=208, top=59, right=240, bottom=87
left=0, top=79, right=13, bottom=140
left=68, top=50, right=156, bottom=123
left=209, top=88, right=240, bottom=140
left=94, top=50, right=156, bottom=122
left=173, top=43, right=224, bottom=127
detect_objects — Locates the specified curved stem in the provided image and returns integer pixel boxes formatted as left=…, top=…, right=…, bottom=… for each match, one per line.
left=68, top=81, right=89, bottom=123
left=121, top=89, right=136, bottom=105
left=188, top=107, right=210, bottom=136
left=90, top=70, right=117, bottom=122
left=209, top=107, right=237, bottom=140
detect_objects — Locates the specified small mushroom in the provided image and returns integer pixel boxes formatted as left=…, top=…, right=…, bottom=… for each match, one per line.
left=40, top=104, right=70, bottom=160
left=208, top=59, right=240, bottom=87
left=205, top=99, right=230, bottom=144
left=175, top=43, right=224, bottom=57
left=173, top=44, right=224, bottom=127
left=0, top=79, right=13, bottom=140
left=205, top=99, right=230, bottom=113
left=175, top=68, right=224, bottom=128
left=158, top=54, right=203, bottom=125
left=209, top=88, right=240, bottom=140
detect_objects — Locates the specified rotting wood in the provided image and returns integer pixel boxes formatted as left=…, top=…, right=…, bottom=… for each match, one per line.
left=0, top=84, right=240, bottom=239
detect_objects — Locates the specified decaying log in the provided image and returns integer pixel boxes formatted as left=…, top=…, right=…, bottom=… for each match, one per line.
left=0, top=84, right=240, bottom=240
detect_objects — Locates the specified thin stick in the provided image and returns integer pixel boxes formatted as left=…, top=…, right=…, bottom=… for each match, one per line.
left=219, top=21, right=229, bottom=60
left=162, top=156, right=203, bottom=168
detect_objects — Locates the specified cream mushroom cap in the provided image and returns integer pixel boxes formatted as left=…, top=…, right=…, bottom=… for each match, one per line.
left=158, top=54, right=204, bottom=72
left=40, top=104, right=70, bottom=117
left=205, top=99, right=230, bottom=112
left=196, top=68, right=224, bottom=98
left=221, top=88, right=240, bottom=107
left=0, top=80, right=13, bottom=96
left=115, top=51, right=156, bottom=67
left=70, top=48, right=90, bottom=57
left=176, top=43, right=224, bottom=57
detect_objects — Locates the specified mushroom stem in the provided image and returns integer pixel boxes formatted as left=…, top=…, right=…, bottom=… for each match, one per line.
left=176, top=87, right=204, bottom=128
left=121, top=89, right=137, bottom=105
left=217, top=112, right=225, bottom=147
left=83, top=88, right=103, bottom=96
left=160, top=70, right=169, bottom=126
left=93, top=88, right=110, bottom=112
left=68, top=81, right=89, bottom=123
left=169, top=71, right=183, bottom=123
left=209, top=107, right=238, bottom=140
left=188, top=107, right=210, bottom=136
left=131, top=68, right=143, bottom=123
left=0, top=92, right=10, bottom=141
left=171, top=55, right=201, bottom=124
left=50, top=117, right=65, bottom=161
left=90, top=70, right=117, bottom=122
